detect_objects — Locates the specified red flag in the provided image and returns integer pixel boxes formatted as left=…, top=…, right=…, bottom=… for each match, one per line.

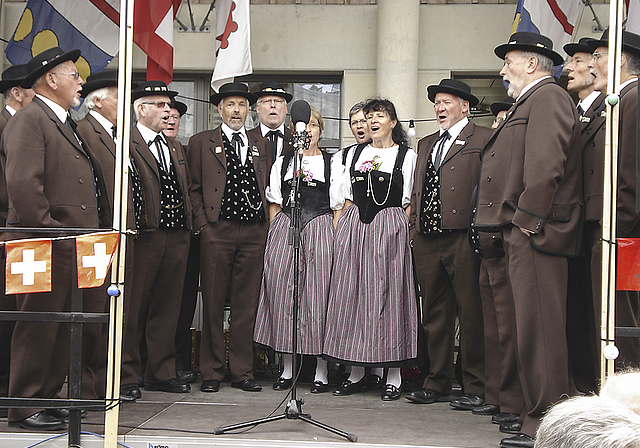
left=133, top=0, right=181, bottom=84
left=5, top=239, right=52, bottom=294
left=617, top=238, right=640, bottom=290
left=76, top=232, right=119, bottom=289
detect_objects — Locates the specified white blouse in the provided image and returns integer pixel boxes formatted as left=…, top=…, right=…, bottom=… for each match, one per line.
left=266, top=154, right=332, bottom=206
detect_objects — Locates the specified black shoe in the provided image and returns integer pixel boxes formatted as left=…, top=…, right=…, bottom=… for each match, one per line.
left=310, top=381, right=329, bottom=394
left=367, top=374, right=383, bottom=390
left=145, top=378, right=190, bottom=393
left=500, top=434, right=534, bottom=448
left=8, top=411, right=66, bottom=430
left=200, top=379, right=220, bottom=393
left=493, top=412, right=520, bottom=424
left=333, top=377, right=367, bottom=396
left=472, top=404, right=500, bottom=415
left=381, top=384, right=402, bottom=401
left=405, top=388, right=450, bottom=404
left=500, top=422, right=523, bottom=434
left=120, top=383, right=142, bottom=402
left=177, top=370, right=198, bottom=384
left=450, top=393, right=485, bottom=410
left=272, top=377, right=293, bottom=391
left=45, top=409, right=88, bottom=420
left=231, top=379, right=262, bottom=392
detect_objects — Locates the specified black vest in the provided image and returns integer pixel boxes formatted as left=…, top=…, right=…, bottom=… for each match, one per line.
left=419, top=157, right=443, bottom=234
left=154, top=144, right=186, bottom=229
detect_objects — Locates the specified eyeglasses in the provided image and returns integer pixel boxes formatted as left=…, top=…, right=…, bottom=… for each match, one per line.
left=52, top=72, right=81, bottom=80
left=143, top=101, right=172, bottom=108
left=592, top=51, right=608, bottom=61
left=167, top=114, right=180, bottom=120
left=350, top=119, right=367, bottom=127
left=258, top=98, right=286, bottom=106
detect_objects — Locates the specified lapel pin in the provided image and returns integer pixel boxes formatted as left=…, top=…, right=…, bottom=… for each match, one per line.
left=215, top=146, right=222, bottom=154
left=454, top=139, right=465, bottom=146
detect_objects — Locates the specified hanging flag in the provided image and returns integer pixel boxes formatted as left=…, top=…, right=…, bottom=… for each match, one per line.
left=210, top=0, right=252, bottom=93
left=5, top=239, right=52, bottom=295
left=76, top=232, right=119, bottom=289
left=4, top=0, right=120, bottom=81
left=133, top=0, right=181, bottom=84
left=627, top=0, right=640, bottom=34
left=511, top=0, right=581, bottom=63
left=617, top=238, right=640, bottom=290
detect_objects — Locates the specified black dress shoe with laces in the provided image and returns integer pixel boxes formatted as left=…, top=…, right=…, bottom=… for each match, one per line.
left=450, top=393, right=485, bottom=410
left=381, top=384, right=402, bottom=401
left=500, top=422, right=523, bottom=434
left=9, top=411, right=66, bottom=430
left=45, top=409, right=88, bottom=420
left=472, top=403, right=500, bottom=415
left=310, top=381, right=329, bottom=393
left=231, top=379, right=262, bottom=391
left=333, top=377, right=367, bottom=396
left=272, top=377, right=293, bottom=391
left=177, top=370, right=198, bottom=384
left=405, top=388, right=450, bottom=404
left=500, top=433, right=534, bottom=448
left=120, top=383, right=142, bottom=402
left=145, top=378, right=190, bottom=393
left=200, top=379, right=220, bottom=392
left=493, top=412, right=520, bottom=424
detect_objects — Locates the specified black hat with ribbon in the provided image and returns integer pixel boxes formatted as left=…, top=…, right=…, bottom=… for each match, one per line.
left=254, top=81, right=292, bottom=102
left=494, top=32, right=564, bottom=66
left=21, top=46, right=82, bottom=88
left=427, top=79, right=479, bottom=107
left=0, top=64, right=29, bottom=93
left=81, top=70, right=118, bottom=98
left=131, top=80, right=178, bottom=102
left=209, top=82, right=257, bottom=106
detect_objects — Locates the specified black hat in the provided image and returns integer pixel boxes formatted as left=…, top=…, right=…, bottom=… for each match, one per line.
left=490, top=97, right=515, bottom=116
left=21, top=46, right=81, bottom=88
left=209, top=82, right=257, bottom=106
left=254, top=82, right=292, bottom=102
left=495, top=32, right=564, bottom=66
left=81, top=70, right=118, bottom=98
left=131, top=80, right=178, bottom=102
left=0, top=64, right=29, bottom=93
left=171, top=100, right=187, bottom=116
left=427, top=79, right=479, bottom=107
left=564, top=37, right=596, bottom=56
left=587, top=29, right=640, bottom=57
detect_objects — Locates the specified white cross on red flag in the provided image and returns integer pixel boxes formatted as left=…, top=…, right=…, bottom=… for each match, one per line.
left=76, top=232, right=119, bottom=289
left=5, top=239, right=52, bottom=294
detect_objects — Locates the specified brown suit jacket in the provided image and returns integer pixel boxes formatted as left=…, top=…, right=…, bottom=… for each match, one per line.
left=186, top=126, right=270, bottom=231
left=410, top=120, right=492, bottom=232
left=0, top=108, right=13, bottom=226
left=475, top=77, right=583, bottom=256
left=580, top=92, right=607, bottom=223
left=130, top=125, right=192, bottom=231
left=617, top=79, right=639, bottom=237
left=246, top=125, right=293, bottom=169
left=2, top=96, right=110, bottom=229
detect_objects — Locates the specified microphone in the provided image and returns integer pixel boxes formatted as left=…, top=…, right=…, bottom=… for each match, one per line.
left=290, top=100, right=311, bottom=132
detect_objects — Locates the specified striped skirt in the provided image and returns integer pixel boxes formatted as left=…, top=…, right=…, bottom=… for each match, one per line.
left=323, top=204, right=418, bottom=364
left=253, top=211, right=334, bottom=354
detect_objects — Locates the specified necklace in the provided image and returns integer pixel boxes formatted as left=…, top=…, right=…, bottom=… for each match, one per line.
left=367, top=170, right=393, bottom=206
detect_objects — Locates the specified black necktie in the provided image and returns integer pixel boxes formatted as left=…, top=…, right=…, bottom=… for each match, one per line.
left=433, top=131, right=451, bottom=170
left=232, top=132, right=243, bottom=159
left=152, top=134, right=169, bottom=171
left=577, top=105, right=585, bottom=117
left=65, top=114, right=77, bottom=132
left=266, top=130, right=281, bottom=163
left=111, top=125, right=117, bottom=140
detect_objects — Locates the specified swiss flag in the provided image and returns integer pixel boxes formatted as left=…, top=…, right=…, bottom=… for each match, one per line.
left=76, top=232, right=119, bottom=289
left=133, top=0, right=182, bottom=84
left=5, top=239, right=52, bottom=294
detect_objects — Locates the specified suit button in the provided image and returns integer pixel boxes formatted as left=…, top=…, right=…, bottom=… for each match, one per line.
left=451, top=187, right=455, bottom=191
left=590, top=169, right=594, bottom=174
left=218, top=169, right=221, bottom=174
left=214, top=187, right=218, bottom=192
left=551, top=213, right=556, bottom=218
left=492, top=235, right=497, bottom=239
left=487, top=176, right=491, bottom=182
left=488, top=202, right=493, bottom=207
left=75, top=154, right=80, bottom=159
left=81, top=205, right=86, bottom=210
left=78, top=179, right=84, bottom=184
left=491, top=151, right=495, bottom=156
left=211, top=206, right=215, bottom=210
left=379, top=176, right=384, bottom=182
left=452, top=209, right=457, bottom=214
left=450, top=166, right=455, bottom=171
left=535, top=221, right=541, bottom=230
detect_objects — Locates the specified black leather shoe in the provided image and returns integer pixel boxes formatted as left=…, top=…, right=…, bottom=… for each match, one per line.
left=45, top=409, right=88, bottom=420
left=177, top=370, right=198, bottom=384
left=8, top=411, right=66, bottom=430
left=367, top=374, right=383, bottom=390
left=145, top=378, right=190, bottom=393
left=472, top=403, right=500, bottom=415
left=500, top=422, right=523, bottom=434
left=120, top=383, right=142, bottom=402
left=310, top=381, right=329, bottom=393
left=333, top=377, right=367, bottom=396
left=493, top=412, right=520, bottom=424
left=405, top=388, right=450, bottom=404
left=500, top=434, right=534, bottom=448
left=200, top=379, right=220, bottom=393
left=450, top=393, right=485, bottom=410
left=272, top=377, right=293, bottom=391
left=381, top=384, right=402, bottom=401
left=231, top=379, right=262, bottom=392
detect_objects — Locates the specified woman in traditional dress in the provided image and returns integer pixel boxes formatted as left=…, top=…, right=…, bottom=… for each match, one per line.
left=254, top=107, right=335, bottom=393
left=324, top=98, right=419, bottom=401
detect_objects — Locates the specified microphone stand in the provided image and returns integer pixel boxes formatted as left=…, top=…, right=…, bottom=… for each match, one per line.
left=214, top=131, right=357, bottom=442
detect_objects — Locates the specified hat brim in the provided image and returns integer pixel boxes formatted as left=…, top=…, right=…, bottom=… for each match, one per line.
left=131, top=89, right=179, bottom=102
left=494, top=43, right=565, bottom=66
left=21, top=49, right=81, bottom=89
left=255, top=91, right=293, bottom=102
left=427, top=85, right=479, bottom=107
left=0, top=79, right=23, bottom=93
left=490, top=101, right=514, bottom=116
left=210, top=91, right=257, bottom=106
left=172, top=101, right=188, bottom=116
left=81, top=79, right=118, bottom=98
left=587, top=38, right=640, bottom=57
left=563, top=42, right=593, bottom=56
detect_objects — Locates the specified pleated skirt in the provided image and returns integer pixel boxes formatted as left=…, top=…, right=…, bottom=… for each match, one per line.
left=323, top=204, right=418, bottom=365
left=253, top=211, right=334, bottom=354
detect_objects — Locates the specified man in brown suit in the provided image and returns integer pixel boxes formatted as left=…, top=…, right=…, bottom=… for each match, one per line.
left=406, top=79, right=489, bottom=409
left=588, top=29, right=640, bottom=370
left=2, top=47, right=110, bottom=430
left=473, top=33, right=583, bottom=448
left=187, top=82, right=268, bottom=393
left=0, top=63, right=34, bottom=419
left=119, top=81, right=192, bottom=400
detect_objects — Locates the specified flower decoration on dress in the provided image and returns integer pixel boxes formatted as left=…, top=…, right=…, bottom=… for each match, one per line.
left=297, top=169, right=314, bottom=183
left=358, top=156, right=382, bottom=173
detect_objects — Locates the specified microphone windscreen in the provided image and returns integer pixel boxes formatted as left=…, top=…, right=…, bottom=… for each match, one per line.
left=290, top=100, right=311, bottom=125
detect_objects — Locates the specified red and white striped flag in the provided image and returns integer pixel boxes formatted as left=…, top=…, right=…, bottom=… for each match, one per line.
left=5, top=239, right=52, bottom=294
left=211, top=0, right=252, bottom=93
left=76, top=232, right=119, bottom=289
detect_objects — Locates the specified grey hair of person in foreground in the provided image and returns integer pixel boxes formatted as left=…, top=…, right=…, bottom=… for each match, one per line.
left=534, top=395, right=640, bottom=448
left=600, top=369, right=640, bottom=416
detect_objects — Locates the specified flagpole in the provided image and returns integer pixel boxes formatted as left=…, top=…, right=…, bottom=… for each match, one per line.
left=600, top=0, right=624, bottom=383
left=104, top=0, right=134, bottom=446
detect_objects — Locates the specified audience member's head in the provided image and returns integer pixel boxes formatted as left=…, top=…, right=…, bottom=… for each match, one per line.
left=600, top=370, right=640, bottom=416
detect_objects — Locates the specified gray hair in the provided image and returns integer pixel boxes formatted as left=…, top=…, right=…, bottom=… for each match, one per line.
left=535, top=396, right=640, bottom=448
left=133, top=97, right=144, bottom=120
left=84, top=86, right=111, bottom=110
left=625, top=51, right=640, bottom=76
left=521, top=50, right=555, bottom=76
left=600, top=370, right=640, bottom=416
left=348, top=101, right=367, bottom=119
